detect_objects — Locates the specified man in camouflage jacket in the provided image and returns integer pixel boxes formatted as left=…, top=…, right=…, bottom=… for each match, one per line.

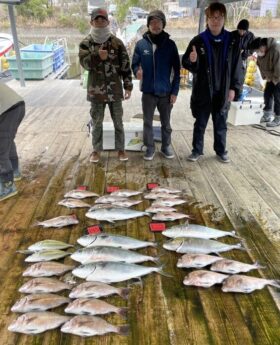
left=79, top=8, right=133, bottom=162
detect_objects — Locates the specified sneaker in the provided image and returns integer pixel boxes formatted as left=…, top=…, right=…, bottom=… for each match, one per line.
left=89, top=151, right=100, bottom=163
left=13, top=169, right=22, bottom=182
left=160, top=147, right=175, bottom=159
left=118, top=151, right=128, bottom=161
left=144, top=148, right=155, bottom=161
left=260, top=112, right=273, bottom=123
left=0, top=181, right=18, bottom=202
left=187, top=152, right=201, bottom=162
left=266, top=116, right=280, bottom=127
left=216, top=153, right=230, bottom=163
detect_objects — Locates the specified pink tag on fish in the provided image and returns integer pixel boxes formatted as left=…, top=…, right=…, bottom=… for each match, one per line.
left=147, top=183, right=159, bottom=190
left=106, top=186, right=120, bottom=193
left=87, top=225, right=103, bottom=235
left=149, top=222, right=166, bottom=232
left=76, top=185, right=88, bottom=190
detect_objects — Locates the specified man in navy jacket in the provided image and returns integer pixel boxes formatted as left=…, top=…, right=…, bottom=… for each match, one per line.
left=132, top=10, right=180, bottom=160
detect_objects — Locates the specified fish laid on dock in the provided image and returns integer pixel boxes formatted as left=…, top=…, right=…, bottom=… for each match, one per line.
left=8, top=312, right=70, bottom=334
left=72, top=262, right=170, bottom=283
left=71, top=246, right=159, bottom=265
left=25, top=249, right=70, bottom=262
left=152, top=212, right=191, bottom=221
left=19, top=277, right=72, bottom=294
left=65, top=298, right=128, bottom=317
left=144, top=192, right=180, bottom=200
left=151, top=186, right=182, bottom=194
left=183, top=270, right=229, bottom=288
left=58, top=198, right=91, bottom=208
left=64, top=189, right=99, bottom=199
left=27, top=239, right=74, bottom=252
left=95, top=195, right=128, bottom=204
left=210, top=259, right=265, bottom=274
left=35, top=215, right=79, bottom=228
left=222, top=275, right=280, bottom=293
left=145, top=205, right=177, bottom=213
left=85, top=207, right=150, bottom=223
left=163, top=237, right=246, bottom=254
left=177, top=254, right=224, bottom=268
left=69, top=282, right=130, bottom=299
left=110, top=189, right=142, bottom=197
left=11, top=294, right=70, bottom=313
left=151, top=199, right=186, bottom=207
left=61, top=315, right=129, bottom=337
left=23, top=262, right=75, bottom=277
left=77, top=233, right=157, bottom=249
left=112, top=199, right=142, bottom=207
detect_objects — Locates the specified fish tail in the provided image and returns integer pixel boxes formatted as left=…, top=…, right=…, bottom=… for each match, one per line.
left=118, top=307, right=128, bottom=318
left=33, top=221, right=42, bottom=227
left=231, top=231, right=242, bottom=239
left=149, top=242, right=158, bottom=248
left=117, top=324, right=130, bottom=336
left=269, top=279, right=280, bottom=289
left=151, top=256, right=161, bottom=264
left=255, top=261, right=266, bottom=269
left=157, top=265, right=173, bottom=278
left=236, top=242, right=247, bottom=251
left=119, top=287, right=130, bottom=300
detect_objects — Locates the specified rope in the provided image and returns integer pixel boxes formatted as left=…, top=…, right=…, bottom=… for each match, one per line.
left=251, top=124, right=280, bottom=137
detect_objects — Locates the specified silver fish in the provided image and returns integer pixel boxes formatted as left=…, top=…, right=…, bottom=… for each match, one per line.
left=222, top=275, right=280, bottom=293
left=86, top=207, right=150, bottom=223
left=28, top=239, right=73, bottom=252
left=11, top=294, right=70, bottom=313
left=145, top=205, right=177, bottom=213
left=183, top=270, right=229, bottom=287
left=23, top=262, right=75, bottom=277
left=8, top=312, right=70, bottom=334
left=95, top=195, right=127, bottom=204
left=65, top=298, right=127, bottom=317
left=177, top=254, right=224, bottom=268
left=89, top=203, right=116, bottom=210
left=61, top=315, right=129, bottom=337
left=151, top=186, right=182, bottom=194
left=152, top=212, right=190, bottom=221
left=25, top=250, right=70, bottom=262
left=110, top=189, right=142, bottom=197
left=19, top=278, right=72, bottom=294
left=72, top=262, right=170, bottom=283
left=64, top=189, right=99, bottom=199
left=210, top=259, right=265, bottom=274
left=163, top=237, right=246, bottom=254
left=69, top=282, right=130, bottom=299
left=151, top=199, right=186, bottom=207
left=144, top=192, right=180, bottom=200
left=112, top=199, right=142, bottom=208
left=162, top=224, right=240, bottom=239
left=58, top=198, right=91, bottom=208
left=77, top=233, right=157, bottom=249
left=71, top=246, right=159, bottom=264
left=35, top=215, right=79, bottom=228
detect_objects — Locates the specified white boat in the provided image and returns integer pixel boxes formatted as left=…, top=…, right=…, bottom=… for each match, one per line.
left=0, top=33, right=13, bottom=57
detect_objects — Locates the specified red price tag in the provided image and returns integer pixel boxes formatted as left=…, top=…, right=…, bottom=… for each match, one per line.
left=147, top=183, right=159, bottom=190
left=106, top=186, right=120, bottom=193
left=149, top=222, right=166, bottom=232
left=76, top=185, right=88, bottom=191
left=87, top=225, right=102, bottom=235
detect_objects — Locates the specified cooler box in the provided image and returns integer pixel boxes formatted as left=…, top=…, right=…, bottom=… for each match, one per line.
left=227, top=99, right=264, bottom=126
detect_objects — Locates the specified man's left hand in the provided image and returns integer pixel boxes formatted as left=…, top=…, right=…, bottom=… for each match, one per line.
left=228, top=89, right=235, bottom=102
left=170, top=95, right=177, bottom=105
left=124, top=90, right=131, bottom=100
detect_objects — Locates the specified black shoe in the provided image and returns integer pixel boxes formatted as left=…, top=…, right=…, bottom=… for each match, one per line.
left=266, top=116, right=280, bottom=127
left=216, top=153, right=230, bottom=163
left=144, top=148, right=155, bottom=161
left=187, top=152, right=201, bottom=162
left=160, top=147, right=174, bottom=159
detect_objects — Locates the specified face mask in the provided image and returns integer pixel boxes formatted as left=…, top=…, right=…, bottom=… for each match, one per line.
left=257, top=51, right=265, bottom=57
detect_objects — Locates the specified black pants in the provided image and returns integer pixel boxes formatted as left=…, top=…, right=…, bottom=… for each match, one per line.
left=142, top=93, right=173, bottom=149
left=192, top=96, right=228, bottom=156
left=0, top=102, right=25, bottom=181
left=263, top=81, right=280, bottom=115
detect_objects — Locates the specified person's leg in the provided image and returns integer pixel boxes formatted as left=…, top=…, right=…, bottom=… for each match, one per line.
left=212, top=109, right=229, bottom=161
left=90, top=101, right=106, bottom=152
left=142, top=93, right=157, bottom=151
left=267, top=82, right=280, bottom=127
left=190, top=111, right=210, bottom=158
left=108, top=100, right=125, bottom=151
left=261, top=81, right=274, bottom=122
left=157, top=96, right=173, bottom=157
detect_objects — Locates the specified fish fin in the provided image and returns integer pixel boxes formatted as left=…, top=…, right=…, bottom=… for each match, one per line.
left=16, top=250, right=33, bottom=254
left=151, top=257, right=161, bottom=264
left=119, top=287, right=130, bottom=300
left=32, top=221, right=42, bottom=227
left=118, top=307, right=128, bottom=318
left=255, top=261, right=266, bottom=269
left=118, top=324, right=130, bottom=336
left=269, top=280, right=280, bottom=288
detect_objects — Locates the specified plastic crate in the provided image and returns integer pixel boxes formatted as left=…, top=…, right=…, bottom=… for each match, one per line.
left=9, top=63, right=53, bottom=80
left=21, top=44, right=65, bottom=71
left=7, top=52, right=53, bottom=70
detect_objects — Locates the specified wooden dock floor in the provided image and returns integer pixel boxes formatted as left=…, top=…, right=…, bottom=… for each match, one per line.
left=0, top=79, right=280, bottom=345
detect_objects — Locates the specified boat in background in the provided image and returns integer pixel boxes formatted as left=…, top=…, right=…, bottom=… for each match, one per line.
left=0, top=33, right=13, bottom=57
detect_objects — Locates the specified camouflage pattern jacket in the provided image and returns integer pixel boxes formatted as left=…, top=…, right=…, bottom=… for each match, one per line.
left=79, top=34, right=133, bottom=103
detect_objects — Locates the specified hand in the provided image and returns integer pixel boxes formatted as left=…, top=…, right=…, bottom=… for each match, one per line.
left=124, top=90, right=131, bottom=100
left=136, top=66, right=143, bottom=80
left=98, top=44, right=108, bottom=61
left=228, top=89, right=235, bottom=102
left=170, top=94, right=177, bottom=105
left=189, top=45, right=197, bottom=63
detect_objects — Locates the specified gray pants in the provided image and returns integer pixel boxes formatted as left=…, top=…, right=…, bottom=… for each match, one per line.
left=0, top=102, right=25, bottom=182
left=142, top=93, right=173, bottom=150
left=90, top=100, right=124, bottom=151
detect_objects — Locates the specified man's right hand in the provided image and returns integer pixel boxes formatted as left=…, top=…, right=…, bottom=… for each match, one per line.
left=136, top=66, right=143, bottom=80
left=99, top=44, right=108, bottom=61
left=189, top=45, right=197, bottom=63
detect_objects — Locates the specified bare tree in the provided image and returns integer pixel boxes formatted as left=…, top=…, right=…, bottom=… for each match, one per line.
left=227, top=0, right=254, bottom=27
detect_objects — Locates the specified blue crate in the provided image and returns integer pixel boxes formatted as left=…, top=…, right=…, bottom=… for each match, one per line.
left=7, top=52, right=53, bottom=70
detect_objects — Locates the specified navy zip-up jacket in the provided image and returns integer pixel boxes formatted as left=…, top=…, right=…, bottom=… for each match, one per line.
left=131, top=31, right=180, bottom=96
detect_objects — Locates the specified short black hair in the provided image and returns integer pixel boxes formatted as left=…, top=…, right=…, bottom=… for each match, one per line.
left=249, top=37, right=268, bottom=50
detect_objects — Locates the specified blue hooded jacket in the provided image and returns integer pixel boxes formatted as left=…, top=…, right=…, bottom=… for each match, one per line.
left=131, top=31, right=180, bottom=96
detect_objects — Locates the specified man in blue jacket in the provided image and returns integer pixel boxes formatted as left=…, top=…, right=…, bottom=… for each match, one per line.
left=132, top=10, right=180, bottom=160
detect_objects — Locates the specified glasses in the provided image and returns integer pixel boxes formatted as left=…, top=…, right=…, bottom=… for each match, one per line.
left=208, top=15, right=224, bottom=21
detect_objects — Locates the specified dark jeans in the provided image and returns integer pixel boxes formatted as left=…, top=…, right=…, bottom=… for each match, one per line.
left=192, top=96, right=228, bottom=156
left=142, top=93, right=173, bottom=150
left=263, top=81, right=280, bottom=115
left=0, top=102, right=25, bottom=181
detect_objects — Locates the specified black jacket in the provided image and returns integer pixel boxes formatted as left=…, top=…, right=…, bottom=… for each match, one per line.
left=182, top=32, right=243, bottom=114
left=231, top=30, right=255, bottom=60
